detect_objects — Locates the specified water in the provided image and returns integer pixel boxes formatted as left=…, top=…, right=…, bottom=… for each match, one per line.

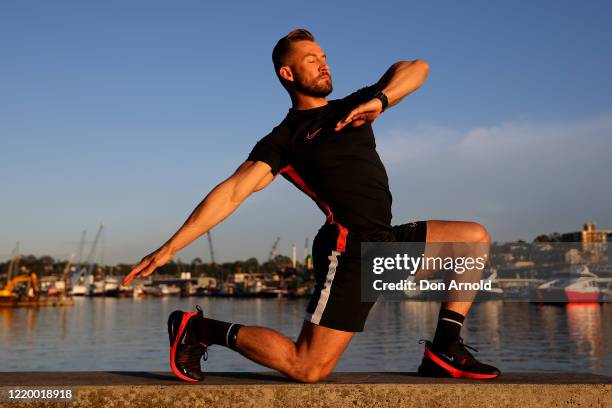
left=0, top=298, right=610, bottom=375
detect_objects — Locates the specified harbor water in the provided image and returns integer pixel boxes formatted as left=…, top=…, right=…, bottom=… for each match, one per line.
left=0, top=298, right=610, bottom=376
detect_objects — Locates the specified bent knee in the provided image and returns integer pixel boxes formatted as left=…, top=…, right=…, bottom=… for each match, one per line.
left=468, top=222, right=490, bottom=243
left=294, top=370, right=329, bottom=384
left=288, top=361, right=334, bottom=384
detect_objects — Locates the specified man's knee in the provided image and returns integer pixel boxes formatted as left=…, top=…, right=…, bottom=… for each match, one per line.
left=294, top=365, right=333, bottom=384
left=467, top=222, right=490, bottom=243
left=288, top=356, right=336, bottom=384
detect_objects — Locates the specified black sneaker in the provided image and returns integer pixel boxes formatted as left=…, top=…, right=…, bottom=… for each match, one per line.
left=417, top=338, right=500, bottom=379
left=168, top=305, right=208, bottom=382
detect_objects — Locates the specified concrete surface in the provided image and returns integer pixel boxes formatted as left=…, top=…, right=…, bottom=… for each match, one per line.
left=0, top=371, right=610, bottom=407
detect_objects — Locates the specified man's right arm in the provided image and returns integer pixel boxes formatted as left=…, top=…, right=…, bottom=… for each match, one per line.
left=165, top=160, right=275, bottom=253
left=122, top=160, right=275, bottom=284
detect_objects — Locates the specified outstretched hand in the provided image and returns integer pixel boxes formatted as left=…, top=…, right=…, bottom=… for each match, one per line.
left=335, top=98, right=384, bottom=132
left=122, top=245, right=175, bottom=286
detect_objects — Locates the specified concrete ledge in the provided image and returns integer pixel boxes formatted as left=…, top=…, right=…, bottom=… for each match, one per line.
left=0, top=372, right=610, bottom=408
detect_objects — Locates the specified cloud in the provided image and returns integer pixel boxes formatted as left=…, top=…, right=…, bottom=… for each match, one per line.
left=377, top=116, right=612, bottom=241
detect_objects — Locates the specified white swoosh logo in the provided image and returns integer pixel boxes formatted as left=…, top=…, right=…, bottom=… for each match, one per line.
left=306, top=127, right=322, bottom=140
left=441, top=354, right=454, bottom=362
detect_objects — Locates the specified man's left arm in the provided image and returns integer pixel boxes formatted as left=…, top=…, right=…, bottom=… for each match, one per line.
left=335, top=60, right=429, bottom=131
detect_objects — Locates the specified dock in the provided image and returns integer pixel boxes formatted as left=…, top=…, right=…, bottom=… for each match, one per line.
left=0, top=296, right=74, bottom=308
left=0, top=371, right=609, bottom=407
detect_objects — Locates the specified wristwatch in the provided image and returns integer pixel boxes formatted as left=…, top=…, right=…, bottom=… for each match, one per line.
left=373, top=90, right=389, bottom=112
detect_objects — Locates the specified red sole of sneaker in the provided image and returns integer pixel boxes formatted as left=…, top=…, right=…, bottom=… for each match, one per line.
left=424, top=346, right=499, bottom=380
left=169, top=311, right=200, bottom=382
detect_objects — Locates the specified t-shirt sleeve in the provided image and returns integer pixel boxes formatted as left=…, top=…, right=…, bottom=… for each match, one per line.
left=337, top=84, right=380, bottom=111
left=246, top=126, right=290, bottom=175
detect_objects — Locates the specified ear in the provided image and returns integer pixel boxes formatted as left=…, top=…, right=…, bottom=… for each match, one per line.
left=279, top=66, right=294, bottom=83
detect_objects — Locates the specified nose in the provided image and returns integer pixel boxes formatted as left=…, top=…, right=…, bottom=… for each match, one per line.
left=320, top=62, right=330, bottom=76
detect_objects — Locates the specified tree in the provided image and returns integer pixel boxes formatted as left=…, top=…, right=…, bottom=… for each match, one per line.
left=244, top=257, right=259, bottom=272
left=534, top=233, right=561, bottom=243
left=191, top=257, right=203, bottom=275
left=273, top=255, right=292, bottom=268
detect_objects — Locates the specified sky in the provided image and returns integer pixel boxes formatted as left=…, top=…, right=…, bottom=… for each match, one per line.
left=1, top=0, right=611, bottom=264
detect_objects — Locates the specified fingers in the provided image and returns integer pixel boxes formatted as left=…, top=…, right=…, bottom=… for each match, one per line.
left=140, top=260, right=160, bottom=278
left=335, top=103, right=382, bottom=131
left=335, top=108, right=361, bottom=131
left=122, top=258, right=152, bottom=286
left=337, top=114, right=370, bottom=131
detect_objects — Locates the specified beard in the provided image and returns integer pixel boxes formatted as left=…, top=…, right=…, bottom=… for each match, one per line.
left=293, top=72, right=333, bottom=97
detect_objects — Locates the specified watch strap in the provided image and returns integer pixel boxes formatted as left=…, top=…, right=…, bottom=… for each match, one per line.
left=373, top=90, right=389, bottom=112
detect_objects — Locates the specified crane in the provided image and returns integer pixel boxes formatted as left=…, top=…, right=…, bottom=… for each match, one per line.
left=206, top=231, right=225, bottom=288
left=72, top=230, right=87, bottom=279
left=6, top=241, right=20, bottom=282
left=70, top=224, right=104, bottom=288
left=84, top=224, right=104, bottom=283
left=207, top=232, right=216, bottom=264
left=268, top=237, right=280, bottom=261
left=62, top=254, right=75, bottom=293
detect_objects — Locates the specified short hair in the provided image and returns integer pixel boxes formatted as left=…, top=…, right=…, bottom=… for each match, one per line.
left=272, top=29, right=315, bottom=82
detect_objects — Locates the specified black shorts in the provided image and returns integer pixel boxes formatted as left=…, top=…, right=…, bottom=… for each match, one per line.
left=305, top=221, right=428, bottom=332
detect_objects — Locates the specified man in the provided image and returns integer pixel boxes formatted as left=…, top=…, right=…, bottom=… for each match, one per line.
left=123, top=29, right=500, bottom=382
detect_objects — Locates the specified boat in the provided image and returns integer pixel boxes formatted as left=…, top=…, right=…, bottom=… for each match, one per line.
left=159, top=284, right=181, bottom=296
left=132, top=285, right=145, bottom=298
left=596, top=279, right=612, bottom=302
left=476, top=271, right=504, bottom=300
left=70, top=283, right=91, bottom=296
left=142, top=284, right=162, bottom=297
left=117, top=284, right=134, bottom=297
left=103, top=277, right=120, bottom=297
left=91, top=280, right=105, bottom=297
left=536, top=265, right=600, bottom=303
left=194, top=285, right=219, bottom=297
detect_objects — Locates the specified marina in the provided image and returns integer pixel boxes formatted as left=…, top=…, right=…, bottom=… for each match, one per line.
left=3, top=224, right=611, bottom=308
left=0, top=298, right=610, bottom=375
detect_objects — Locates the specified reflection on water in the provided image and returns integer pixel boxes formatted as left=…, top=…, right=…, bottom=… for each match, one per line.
left=566, top=303, right=608, bottom=373
left=0, top=299, right=610, bottom=375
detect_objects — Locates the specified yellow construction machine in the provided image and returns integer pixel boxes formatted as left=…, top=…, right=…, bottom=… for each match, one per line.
left=0, top=272, right=40, bottom=299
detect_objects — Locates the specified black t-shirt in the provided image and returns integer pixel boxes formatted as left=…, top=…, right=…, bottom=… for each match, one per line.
left=247, top=85, right=393, bottom=243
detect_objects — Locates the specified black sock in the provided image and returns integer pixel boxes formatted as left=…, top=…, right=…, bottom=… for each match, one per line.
left=188, top=317, right=243, bottom=351
left=433, top=309, right=465, bottom=348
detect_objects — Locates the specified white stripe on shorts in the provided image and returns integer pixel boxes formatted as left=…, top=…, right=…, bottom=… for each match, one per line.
left=225, top=323, right=235, bottom=347
left=440, top=317, right=463, bottom=327
left=305, top=250, right=340, bottom=325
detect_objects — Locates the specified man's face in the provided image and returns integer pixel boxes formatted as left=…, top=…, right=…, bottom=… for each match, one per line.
left=286, top=41, right=332, bottom=97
